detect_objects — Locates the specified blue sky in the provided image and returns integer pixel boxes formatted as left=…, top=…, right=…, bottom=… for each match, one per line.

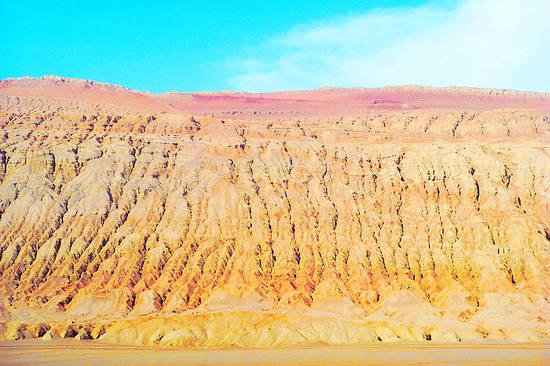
left=1, top=0, right=548, bottom=93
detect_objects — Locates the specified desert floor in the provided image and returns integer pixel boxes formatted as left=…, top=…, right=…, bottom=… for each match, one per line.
left=0, top=340, right=549, bottom=365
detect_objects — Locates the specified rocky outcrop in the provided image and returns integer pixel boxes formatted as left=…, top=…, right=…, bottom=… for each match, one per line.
left=0, top=78, right=549, bottom=346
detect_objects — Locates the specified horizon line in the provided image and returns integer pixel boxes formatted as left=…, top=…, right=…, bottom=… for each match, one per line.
left=3, top=75, right=550, bottom=97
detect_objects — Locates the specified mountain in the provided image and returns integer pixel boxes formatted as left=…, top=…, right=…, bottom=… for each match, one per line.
left=2, top=76, right=549, bottom=116
left=0, top=76, right=549, bottom=346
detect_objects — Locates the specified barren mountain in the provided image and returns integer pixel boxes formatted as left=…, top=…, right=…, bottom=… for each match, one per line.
left=0, top=76, right=549, bottom=347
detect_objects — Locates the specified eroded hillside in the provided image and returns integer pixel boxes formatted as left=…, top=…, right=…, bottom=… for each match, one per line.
left=0, top=78, right=549, bottom=346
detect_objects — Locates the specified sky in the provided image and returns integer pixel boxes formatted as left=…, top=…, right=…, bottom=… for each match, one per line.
left=1, top=0, right=548, bottom=93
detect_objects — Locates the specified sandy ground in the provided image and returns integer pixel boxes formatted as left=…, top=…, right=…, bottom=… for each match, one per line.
left=0, top=340, right=549, bottom=365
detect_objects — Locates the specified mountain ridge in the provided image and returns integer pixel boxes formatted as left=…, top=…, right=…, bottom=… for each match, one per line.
left=4, top=75, right=550, bottom=96
left=2, top=76, right=549, bottom=116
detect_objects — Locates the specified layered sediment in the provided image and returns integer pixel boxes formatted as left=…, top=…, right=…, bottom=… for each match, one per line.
left=0, top=77, right=549, bottom=346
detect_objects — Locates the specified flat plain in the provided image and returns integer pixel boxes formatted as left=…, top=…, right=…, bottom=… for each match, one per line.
left=1, top=339, right=549, bottom=365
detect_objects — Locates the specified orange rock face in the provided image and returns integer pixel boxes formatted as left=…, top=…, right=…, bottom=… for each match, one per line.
left=0, top=77, right=549, bottom=346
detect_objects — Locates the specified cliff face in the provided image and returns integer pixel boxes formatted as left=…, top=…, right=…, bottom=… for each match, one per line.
left=0, top=78, right=549, bottom=346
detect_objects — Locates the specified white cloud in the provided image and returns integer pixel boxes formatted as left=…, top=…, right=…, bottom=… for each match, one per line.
left=228, top=0, right=550, bottom=92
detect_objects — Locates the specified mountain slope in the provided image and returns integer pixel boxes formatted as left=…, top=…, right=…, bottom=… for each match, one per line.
left=0, top=77, right=549, bottom=346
